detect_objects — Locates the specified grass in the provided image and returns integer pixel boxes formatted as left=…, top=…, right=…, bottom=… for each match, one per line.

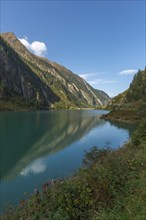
left=102, top=99, right=146, bottom=123
left=1, top=119, right=146, bottom=220
left=0, top=100, right=49, bottom=111
left=101, top=109, right=140, bottom=123
left=0, top=97, right=39, bottom=111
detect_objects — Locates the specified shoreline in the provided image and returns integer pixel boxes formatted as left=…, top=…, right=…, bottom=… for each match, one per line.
left=1, top=119, right=145, bottom=219
left=100, top=109, right=141, bottom=124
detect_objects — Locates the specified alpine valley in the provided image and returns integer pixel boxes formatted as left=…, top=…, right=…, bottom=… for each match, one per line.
left=0, top=32, right=110, bottom=110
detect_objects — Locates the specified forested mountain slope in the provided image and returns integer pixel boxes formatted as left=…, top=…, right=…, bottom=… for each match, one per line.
left=104, top=68, right=146, bottom=121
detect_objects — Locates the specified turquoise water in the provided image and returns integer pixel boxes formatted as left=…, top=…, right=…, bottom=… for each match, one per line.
left=0, top=110, right=135, bottom=210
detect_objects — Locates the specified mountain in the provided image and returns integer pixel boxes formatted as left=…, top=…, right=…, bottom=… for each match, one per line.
left=0, top=32, right=110, bottom=110
left=103, top=68, right=146, bottom=122
left=0, top=36, right=59, bottom=109
left=108, top=68, right=146, bottom=110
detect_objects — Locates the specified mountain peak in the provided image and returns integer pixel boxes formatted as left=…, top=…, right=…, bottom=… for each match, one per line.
left=1, top=31, right=15, bottom=35
left=0, top=31, right=32, bottom=57
left=0, top=32, right=17, bottom=40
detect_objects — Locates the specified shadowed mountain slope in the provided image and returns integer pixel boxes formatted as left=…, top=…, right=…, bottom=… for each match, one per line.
left=0, top=32, right=110, bottom=109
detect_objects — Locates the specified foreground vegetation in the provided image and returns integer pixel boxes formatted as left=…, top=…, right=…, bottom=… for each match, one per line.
left=1, top=118, right=146, bottom=220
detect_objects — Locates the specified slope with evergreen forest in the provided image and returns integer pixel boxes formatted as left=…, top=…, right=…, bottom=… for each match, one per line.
left=0, top=32, right=110, bottom=110
left=103, top=68, right=146, bottom=122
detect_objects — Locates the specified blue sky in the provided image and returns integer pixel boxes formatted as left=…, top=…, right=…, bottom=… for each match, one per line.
left=1, top=0, right=145, bottom=97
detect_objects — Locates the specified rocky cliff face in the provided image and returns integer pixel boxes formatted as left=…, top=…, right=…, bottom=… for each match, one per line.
left=0, top=36, right=59, bottom=109
left=0, top=32, right=110, bottom=109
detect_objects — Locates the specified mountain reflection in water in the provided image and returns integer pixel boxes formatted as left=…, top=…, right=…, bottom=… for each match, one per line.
left=0, top=110, right=136, bottom=209
left=0, top=110, right=107, bottom=180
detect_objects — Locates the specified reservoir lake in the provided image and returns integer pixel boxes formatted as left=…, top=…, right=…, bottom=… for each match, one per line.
left=0, top=110, right=136, bottom=210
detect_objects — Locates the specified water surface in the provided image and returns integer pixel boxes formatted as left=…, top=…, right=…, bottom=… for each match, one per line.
left=0, top=110, right=135, bottom=210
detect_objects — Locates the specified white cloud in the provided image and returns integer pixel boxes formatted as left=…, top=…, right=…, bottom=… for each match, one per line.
left=24, top=36, right=28, bottom=41
left=119, top=69, right=138, bottom=75
left=20, top=159, right=46, bottom=176
left=88, top=79, right=103, bottom=84
left=88, top=79, right=117, bottom=85
left=31, top=41, right=47, bottom=56
left=18, top=37, right=47, bottom=57
left=79, top=73, right=98, bottom=80
left=19, top=38, right=31, bottom=50
left=79, top=74, right=89, bottom=80
left=78, top=72, right=107, bottom=80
